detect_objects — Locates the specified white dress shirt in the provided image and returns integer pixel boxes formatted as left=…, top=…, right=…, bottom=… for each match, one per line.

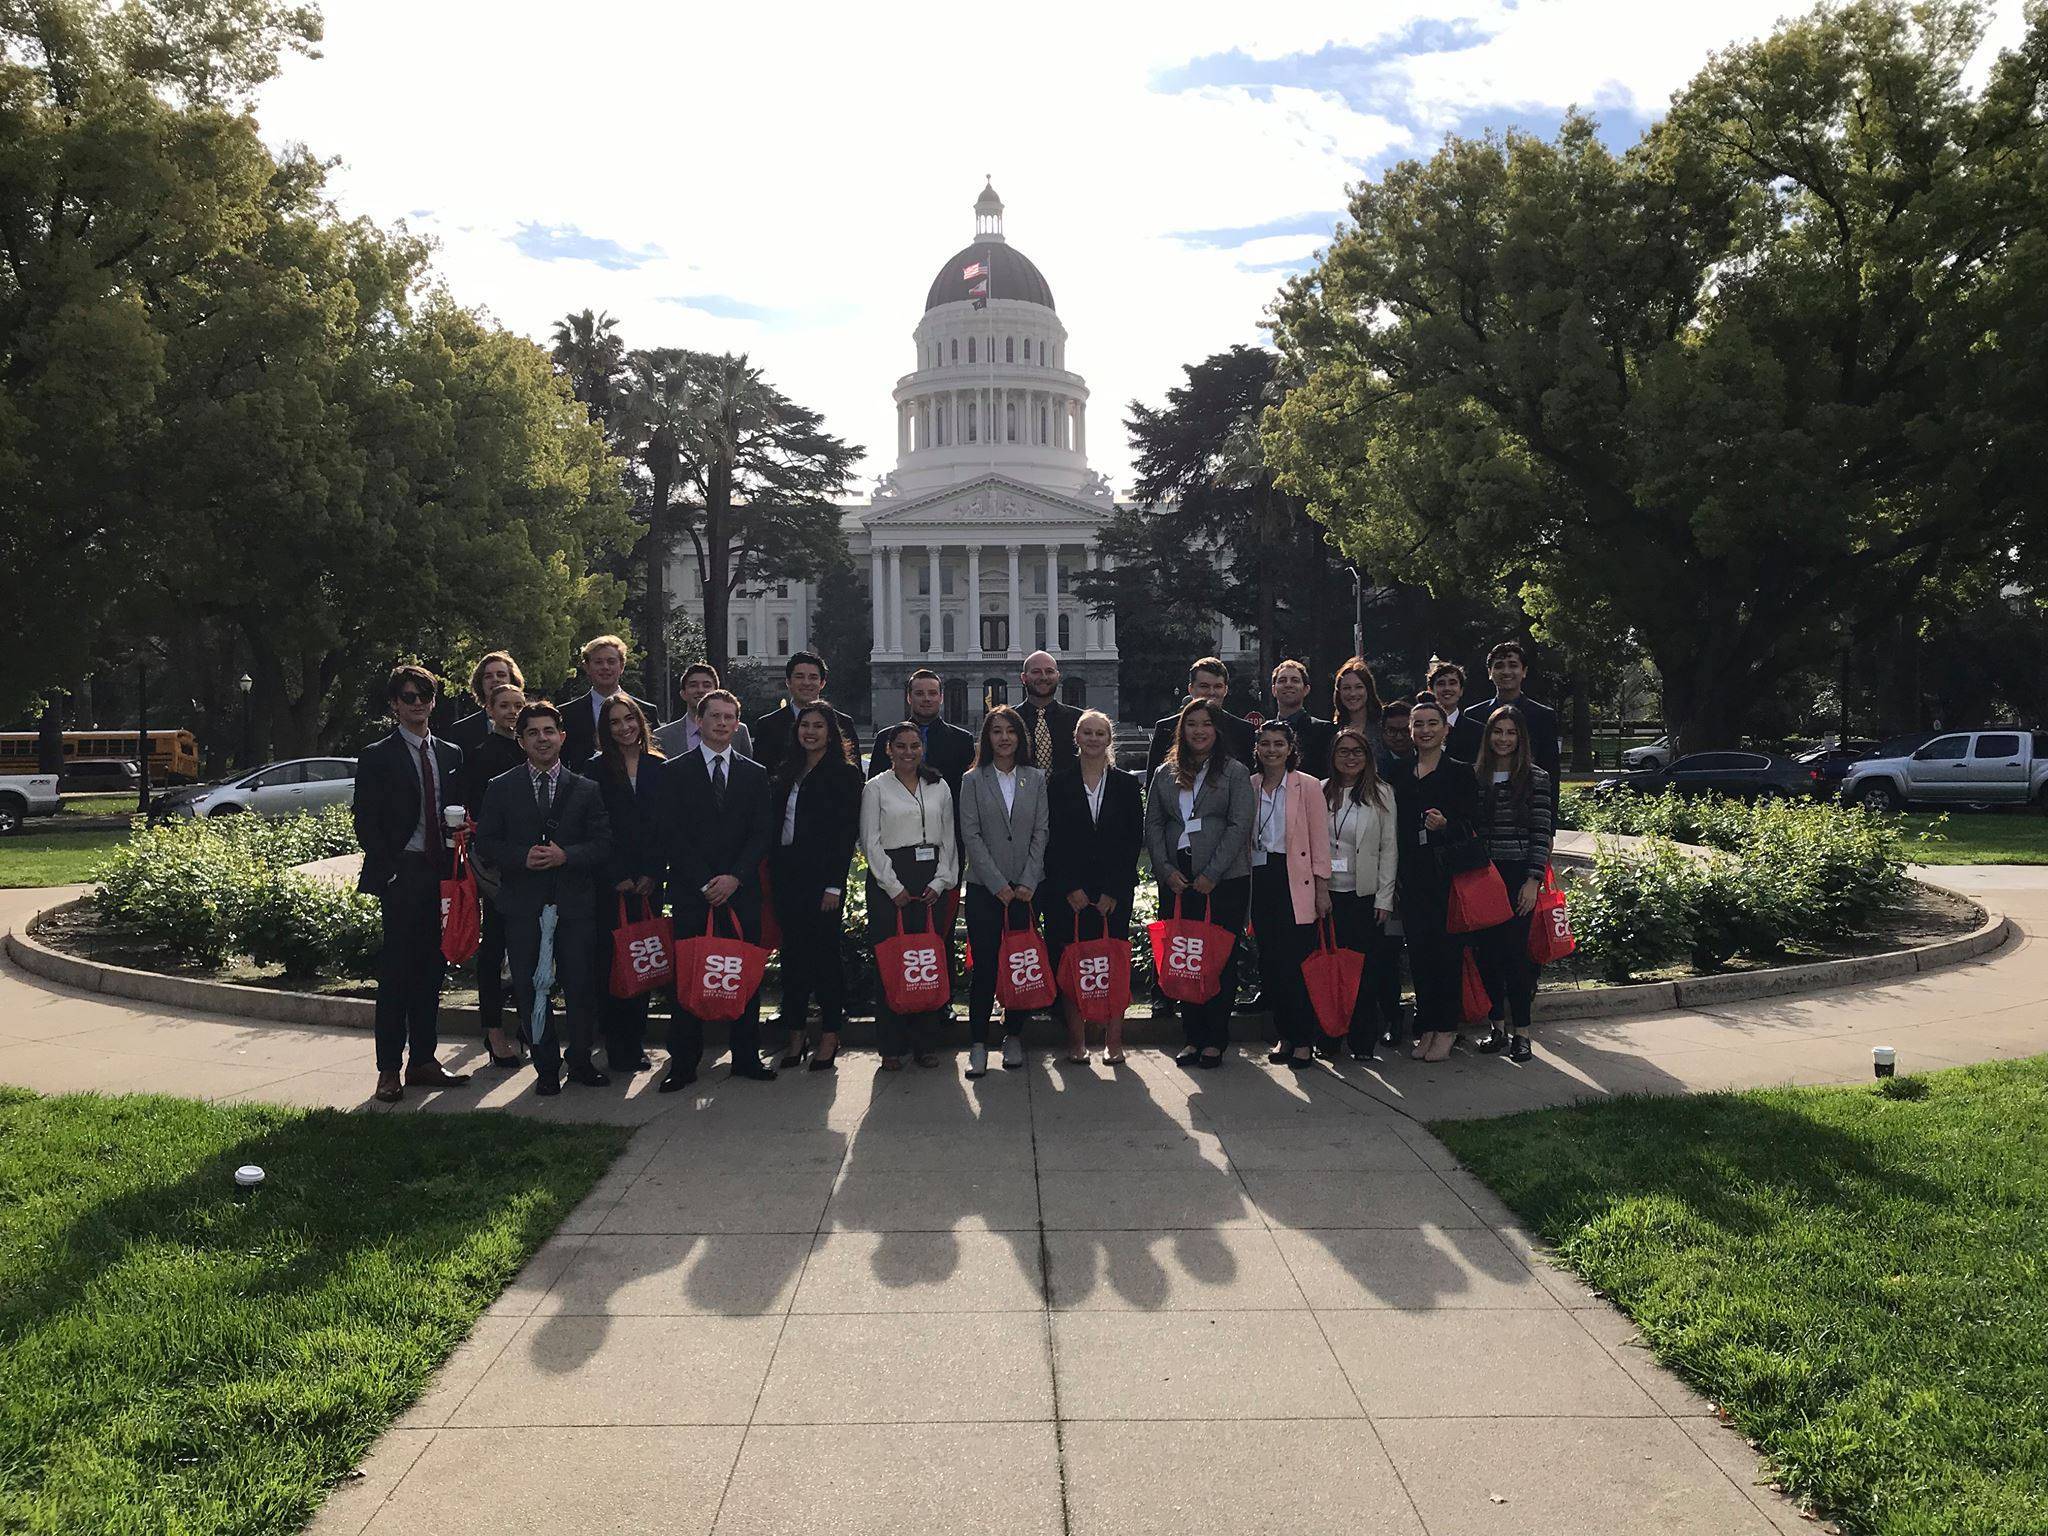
left=1252, top=777, right=1288, bottom=865
left=859, top=772, right=959, bottom=896
left=995, top=766, right=1017, bottom=816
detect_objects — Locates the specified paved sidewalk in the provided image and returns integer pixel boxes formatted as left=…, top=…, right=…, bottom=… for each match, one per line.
left=3, top=869, right=2043, bottom=1534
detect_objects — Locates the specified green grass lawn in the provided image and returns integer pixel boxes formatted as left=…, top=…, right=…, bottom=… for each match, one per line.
left=0, top=1089, right=628, bottom=1536
left=1435, top=1058, right=2048, bottom=1535
left=0, top=827, right=133, bottom=888
left=59, top=794, right=143, bottom=817
left=1902, top=810, right=2048, bottom=864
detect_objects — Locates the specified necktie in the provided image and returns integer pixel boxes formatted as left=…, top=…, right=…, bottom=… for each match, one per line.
left=1032, top=709, right=1053, bottom=771
left=534, top=768, right=551, bottom=819
left=712, top=754, right=727, bottom=809
left=418, top=739, right=441, bottom=869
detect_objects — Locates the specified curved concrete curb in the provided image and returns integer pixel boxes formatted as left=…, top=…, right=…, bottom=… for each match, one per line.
left=4, top=882, right=2015, bottom=1038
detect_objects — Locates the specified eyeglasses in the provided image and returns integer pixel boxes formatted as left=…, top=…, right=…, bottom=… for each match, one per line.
left=395, top=690, right=432, bottom=705
left=1333, top=746, right=1367, bottom=757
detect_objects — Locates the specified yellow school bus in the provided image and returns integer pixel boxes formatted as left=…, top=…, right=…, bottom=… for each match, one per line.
left=0, top=729, right=201, bottom=783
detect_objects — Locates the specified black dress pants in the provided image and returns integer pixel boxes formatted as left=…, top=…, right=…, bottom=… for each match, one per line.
left=1250, top=860, right=1317, bottom=1049
left=504, top=908, right=600, bottom=1082
left=1401, top=875, right=1465, bottom=1034
left=774, top=883, right=847, bottom=1039
left=1162, top=852, right=1249, bottom=1053
left=476, top=898, right=508, bottom=1037
left=1475, top=859, right=1539, bottom=1032
left=374, top=854, right=446, bottom=1072
left=1329, top=889, right=1399, bottom=1047
left=965, top=885, right=1040, bottom=1044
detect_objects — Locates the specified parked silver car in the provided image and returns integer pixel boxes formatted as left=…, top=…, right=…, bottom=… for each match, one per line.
left=157, top=757, right=357, bottom=819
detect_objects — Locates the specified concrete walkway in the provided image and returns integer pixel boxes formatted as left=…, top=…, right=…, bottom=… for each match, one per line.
left=4, top=869, right=2045, bottom=1535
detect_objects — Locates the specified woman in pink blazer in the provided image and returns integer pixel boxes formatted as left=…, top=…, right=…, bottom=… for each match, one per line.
left=1249, top=719, right=1333, bottom=1068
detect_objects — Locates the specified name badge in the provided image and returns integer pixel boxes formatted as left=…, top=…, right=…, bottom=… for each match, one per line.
left=1330, top=856, right=1350, bottom=873
left=1184, top=817, right=1202, bottom=834
left=1249, top=848, right=1267, bottom=867
left=914, top=845, right=937, bottom=862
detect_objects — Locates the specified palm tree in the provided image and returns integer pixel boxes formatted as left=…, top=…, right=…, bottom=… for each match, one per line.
left=549, top=309, right=624, bottom=434
left=615, top=348, right=695, bottom=707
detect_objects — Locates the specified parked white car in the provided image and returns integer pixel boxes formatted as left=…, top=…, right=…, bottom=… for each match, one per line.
left=1841, top=730, right=2047, bottom=812
left=1619, top=736, right=1673, bottom=771
left=0, top=773, right=63, bottom=835
left=157, top=757, right=357, bottom=819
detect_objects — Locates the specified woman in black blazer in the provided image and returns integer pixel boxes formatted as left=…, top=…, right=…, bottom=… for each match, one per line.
left=585, top=696, right=668, bottom=1076
left=770, top=703, right=864, bottom=1070
left=1044, top=709, right=1144, bottom=1064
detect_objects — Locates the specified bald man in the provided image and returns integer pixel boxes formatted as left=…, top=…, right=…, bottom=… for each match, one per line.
left=1014, top=651, right=1081, bottom=774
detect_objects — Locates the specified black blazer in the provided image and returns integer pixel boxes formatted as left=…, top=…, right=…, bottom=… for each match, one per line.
left=752, top=703, right=859, bottom=777
left=444, top=708, right=492, bottom=757
left=1445, top=709, right=1486, bottom=765
left=560, top=689, right=646, bottom=772
left=1044, top=765, right=1144, bottom=906
left=1145, top=706, right=1255, bottom=778
left=1273, top=710, right=1336, bottom=778
left=769, top=758, right=863, bottom=907
left=1016, top=698, right=1082, bottom=773
left=457, top=730, right=524, bottom=816
left=476, top=764, right=612, bottom=919
left=583, top=752, right=668, bottom=888
left=351, top=730, right=464, bottom=894
left=866, top=716, right=975, bottom=798
left=659, top=748, right=773, bottom=933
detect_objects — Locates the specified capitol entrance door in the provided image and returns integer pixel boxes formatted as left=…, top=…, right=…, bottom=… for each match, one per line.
left=945, top=677, right=969, bottom=722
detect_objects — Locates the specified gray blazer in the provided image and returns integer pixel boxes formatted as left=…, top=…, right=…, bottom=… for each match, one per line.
left=652, top=717, right=753, bottom=762
left=959, top=763, right=1049, bottom=893
left=1145, top=759, right=1254, bottom=887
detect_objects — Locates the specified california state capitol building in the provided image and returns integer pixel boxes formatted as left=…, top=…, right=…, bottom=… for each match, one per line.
left=664, top=181, right=1257, bottom=728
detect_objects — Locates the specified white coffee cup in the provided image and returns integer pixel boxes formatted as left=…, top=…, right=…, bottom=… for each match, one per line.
left=234, top=1164, right=265, bottom=1189
left=1872, top=1045, right=1896, bottom=1078
left=444, top=804, right=468, bottom=829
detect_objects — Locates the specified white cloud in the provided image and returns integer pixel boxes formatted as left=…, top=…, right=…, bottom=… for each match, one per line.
left=257, top=0, right=2030, bottom=495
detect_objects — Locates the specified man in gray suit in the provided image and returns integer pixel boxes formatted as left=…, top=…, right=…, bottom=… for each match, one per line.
left=654, top=662, right=755, bottom=760
left=958, top=706, right=1051, bottom=1077
left=475, top=702, right=614, bottom=1096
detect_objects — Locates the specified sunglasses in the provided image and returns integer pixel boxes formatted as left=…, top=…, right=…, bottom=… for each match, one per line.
left=395, top=690, right=433, bottom=705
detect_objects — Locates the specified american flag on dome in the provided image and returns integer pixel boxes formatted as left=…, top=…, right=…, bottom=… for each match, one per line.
left=961, top=260, right=989, bottom=280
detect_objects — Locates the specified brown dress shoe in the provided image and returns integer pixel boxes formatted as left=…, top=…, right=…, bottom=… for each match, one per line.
left=374, top=1071, right=404, bottom=1103
left=404, top=1059, right=472, bottom=1088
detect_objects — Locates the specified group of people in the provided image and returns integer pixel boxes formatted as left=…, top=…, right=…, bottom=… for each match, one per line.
left=351, top=633, right=1559, bottom=1103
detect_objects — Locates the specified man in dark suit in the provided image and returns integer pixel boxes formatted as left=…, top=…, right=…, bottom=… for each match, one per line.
left=352, top=664, right=472, bottom=1104
left=752, top=650, right=858, bottom=774
left=659, top=688, right=777, bottom=1089
left=444, top=650, right=524, bottom=756
left=561, top=634, right=644, bottom=772
left=475, top=702, right=614, bottom=1095
left=1469, top=641, right=1562, bottom=806
left=1016, top=650, right=1081, bottom=774
left=1431, top=657, right=1485, bottom=762
left=1269, top=658, right=1336, bottom=778
left=1145, top=656, right=1256, bottom=778
left=867, top=667, right=975, bottom=795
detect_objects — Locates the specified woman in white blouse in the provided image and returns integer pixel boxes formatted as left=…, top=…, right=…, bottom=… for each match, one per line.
left=860, top=723, right=961, bottom=1069
left=957, top=704, right=1050, bottom=1078
left=1324, top=727, right=1401, bottom=1061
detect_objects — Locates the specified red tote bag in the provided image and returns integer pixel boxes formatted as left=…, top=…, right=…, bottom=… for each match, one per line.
left=875, top=906, right=952, bottom=1015
left=439, top=828, right=481, bottom=965
left=1147, top=892, right=1236, bottom=1005
left=1446, top=863, right=1513, bottom=934
left=1460, top=948, right=1493, bottom=1024
left=673, top=908, right=769, bottom=1022
left=1301, top=918, right=1365, bottom=1038
left=1057, top=909, right=1132, bottom=1026
left=996, top=900, right=1058, bottom=1012
left=609, top=895, right=675, bottom=999
left=1527, top=865, right=1577, bottom=964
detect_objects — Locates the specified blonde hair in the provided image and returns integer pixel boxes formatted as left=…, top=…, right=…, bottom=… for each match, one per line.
left=579, top=633, right=629, bottom=665
left=1075, top=708, right=1114, bottom=737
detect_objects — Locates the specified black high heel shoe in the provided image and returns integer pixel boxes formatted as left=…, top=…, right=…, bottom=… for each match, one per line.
left=779, top=1044, right=806, bottom=1069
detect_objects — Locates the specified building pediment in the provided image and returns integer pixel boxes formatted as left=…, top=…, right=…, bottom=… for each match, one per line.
left=861, top=474, right=1110, bottom=532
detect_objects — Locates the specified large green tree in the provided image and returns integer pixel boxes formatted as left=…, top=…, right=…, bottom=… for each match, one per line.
left=1266, top=0, right=2048, bottom=747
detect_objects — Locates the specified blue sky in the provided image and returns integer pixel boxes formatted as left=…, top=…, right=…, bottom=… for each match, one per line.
left=260, top=0, right=2029, bottom=494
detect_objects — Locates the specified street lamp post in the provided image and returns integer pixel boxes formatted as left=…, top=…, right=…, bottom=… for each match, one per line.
left=238, top=673, right=254, bottom=769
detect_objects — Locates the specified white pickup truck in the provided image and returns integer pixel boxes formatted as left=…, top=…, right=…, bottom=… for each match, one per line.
left=0, top=773, right=63, bottom=835
left=1841, top=730, right=2048, bottom=812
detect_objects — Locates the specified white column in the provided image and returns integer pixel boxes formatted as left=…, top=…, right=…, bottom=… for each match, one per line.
left=886, top=546, right=903, bottom=654
left=1075, top=401, right=1086, bottom=459
left=967, top=545, right=983, bottom=660
left=869, top=549, right=885, bottom=653
left=1102, top=555, right=1118, bottom=652
left=1084, top=548, right=1100, bottom=654
left=1006, top=544, right=1023, bottom=659
left=752, top=587, right=768, bottom=657
left=792, top=580, right=809, bottom=654
left=1045, top=543, right=1060, bottom=655
left=927, top=545, right=942, bottom=656
left=896, top=403, right=907, bottom=456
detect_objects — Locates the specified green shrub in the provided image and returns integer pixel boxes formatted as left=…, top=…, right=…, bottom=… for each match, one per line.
left=1569, top=838, right=1699, bottom=982
left=1737, top=796, right=1908, bottom=944
left=239, top=871, right=382, bottom=979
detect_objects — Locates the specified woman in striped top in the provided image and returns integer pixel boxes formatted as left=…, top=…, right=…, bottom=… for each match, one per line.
left=1471, top=705, right=1554, bottom=1064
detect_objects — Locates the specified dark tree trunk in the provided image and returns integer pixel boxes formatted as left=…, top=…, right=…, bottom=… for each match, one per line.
left=1570, top=666, right=1594, bottom=773
left=705, top=458, right=733, bottom=674
left=34, top=694, right=64, bottom=775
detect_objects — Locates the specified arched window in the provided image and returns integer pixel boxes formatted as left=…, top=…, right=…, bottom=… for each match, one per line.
left=942, top=614, right=956, bottom=652
left=775, top=615, right=790, bottom=654
left=1057, top=613, right=1070, bottom=650
left=917, top=614, right=931, bottom=653
left=735, top=617, right=750, bottom=657
left=950, top=337, right=958, bottom=362
left=983, top=677, right=1008, bottom=707
left=1005, top=336, right=1014, bottom=363
left=1033, top=613, right=1048, bottom=650
left=966, top=401, right=977, bottom=442
left=1038, top=339, right=1045, bottom=365
left=968, top=336, right=976, bottom=364
left=1006, top=401, right=1017, bottom=442
left=1062, top=677, right=1087, bottom=707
